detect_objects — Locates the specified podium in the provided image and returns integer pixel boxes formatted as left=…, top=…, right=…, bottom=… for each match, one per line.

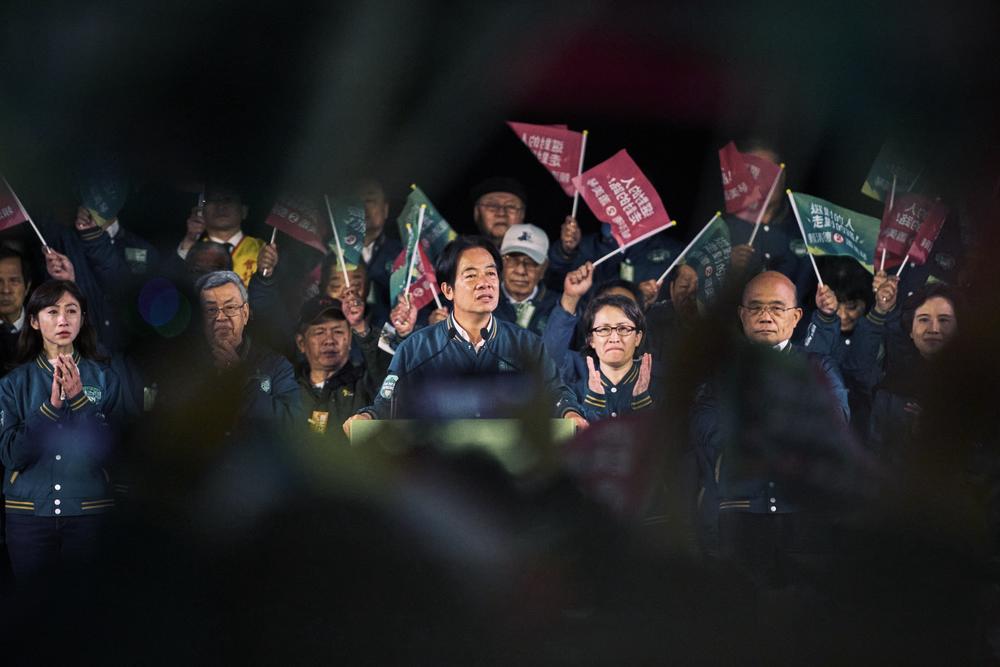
left=349, top=418, right=577, bottom=475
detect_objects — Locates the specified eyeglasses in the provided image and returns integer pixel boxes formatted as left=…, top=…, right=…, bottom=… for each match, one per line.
left=503, top=255, right=541, bottom=270
left=590, top=325, right=638, bottom=337
left=739, top=304, right=801, bottom=317
left=203, top=303, right=246, bottom=319
left=478, top=202, right=523, bottom=215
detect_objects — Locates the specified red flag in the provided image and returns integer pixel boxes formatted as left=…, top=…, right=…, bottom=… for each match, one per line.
left=391, top=243, right=438, bottom=311
left=906, top=199, right=949, bottom=266
left=876, top=193, right=935, bottom=269
left=264, top=196, right=328, bottom=254
left=507, top=121, right=584, bottom=197
left=718, top=142, right=782, bottom=223
left=571, top=149, right=672, bottom=247
left=0, top=177, right=30, bottom=232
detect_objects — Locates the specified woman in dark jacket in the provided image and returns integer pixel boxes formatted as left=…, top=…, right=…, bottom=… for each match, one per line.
left=0, top=280, right=120, bottom=582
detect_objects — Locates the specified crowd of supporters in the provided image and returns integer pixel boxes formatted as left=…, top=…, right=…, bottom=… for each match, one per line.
left=0, top=135, right=995, bottom=663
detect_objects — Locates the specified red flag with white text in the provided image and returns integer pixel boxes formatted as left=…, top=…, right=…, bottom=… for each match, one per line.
left=264, top=195, right=328, bottom=254
left=0, top=177, right=30, bottom=232
left=875, top=193, right=936, bottom=270
left=905, top=199, right=949, bottom=266
left=718, top=142, right=782, bottom=223
left=507, top=121, right=584, bottom=197
left=571, top=149, right=674, bottom=247
left=390, top=242, right=438, bottom=311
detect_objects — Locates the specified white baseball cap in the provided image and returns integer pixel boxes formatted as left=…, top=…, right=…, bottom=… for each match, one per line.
left=500, top=223, right=549, bottom=264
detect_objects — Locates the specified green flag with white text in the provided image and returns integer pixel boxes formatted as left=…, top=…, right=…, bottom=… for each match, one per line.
left=327, top=199, right=367, bottom=268
left=397, top=185, right=456, bottom=261
left=788, top=191, right=881, bottom=273
left=682, top=214, right=732, bottom=305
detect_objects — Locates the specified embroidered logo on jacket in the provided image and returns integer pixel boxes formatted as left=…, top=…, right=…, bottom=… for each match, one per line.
left=83, top=386, right=102, bottom=403
left=380, top=374, right=399, bottom=399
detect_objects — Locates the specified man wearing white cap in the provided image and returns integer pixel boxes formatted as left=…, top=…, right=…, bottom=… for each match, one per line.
left=495, top=223, right=561, bottom=337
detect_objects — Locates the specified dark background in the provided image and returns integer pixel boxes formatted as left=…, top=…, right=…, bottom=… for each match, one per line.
left=1, top=0, right=997, bottom=249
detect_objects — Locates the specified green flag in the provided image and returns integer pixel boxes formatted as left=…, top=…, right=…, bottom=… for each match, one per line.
left=397, top=185, right=456, bottom=260
left=326, top=199, right=367, bottom=268
left=861, top=142, right=922, bottom=203
left=788, top=191, right=881, bottom=273
left=682, top=213, right=732, bottom=305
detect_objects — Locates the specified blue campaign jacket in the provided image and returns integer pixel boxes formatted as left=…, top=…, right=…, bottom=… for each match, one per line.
left=803, top=306, right=899, bottom=437
left=574, top=359, right=654, bottom=422
left=360, top=314, right=581, bottom=420
left=691, top=344, right=850, bottom=520
left=0, top=353, right=121, bottom=517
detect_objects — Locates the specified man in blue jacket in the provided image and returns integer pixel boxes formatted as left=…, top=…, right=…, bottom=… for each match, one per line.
left=344, top=236, right=586, bottom=433
left=691, top=271, right=854, bottom=582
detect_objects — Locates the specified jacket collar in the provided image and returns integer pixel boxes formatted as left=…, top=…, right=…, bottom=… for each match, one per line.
left=35, top=349, right=82, bottom=374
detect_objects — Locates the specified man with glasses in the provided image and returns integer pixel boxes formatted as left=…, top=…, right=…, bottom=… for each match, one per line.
left=692, top=271, right=851, bottom=585
left=196, top=270, right=300, bottom=431
left=495, top=223, right=560, bottom=336
left=178, top=183, right=267, bottom=287
left=470, top=177, right=527, bottom=248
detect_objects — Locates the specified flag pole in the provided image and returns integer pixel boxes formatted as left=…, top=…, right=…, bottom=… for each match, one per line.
left=591, top=220, right=677, bottom=268
left=404, top=205, right=427, bottom=301
left=429, top=279, right=444, bottom=310
left=655, top=212, right=722, bottom=285
left=261, top=227, right=278, bottom=278
left=3, top=177, right=50, bottom=252
left=786, top=189, right=823, bottom=286
left=895, top=255, right=909, bottom=277
left=747, top=163, right=786, bottom=247
left=570, top=130, right=588, bottom=219
left=879, top=175, right=897, bottom=273
left=324, top=195, right=351, bottom=289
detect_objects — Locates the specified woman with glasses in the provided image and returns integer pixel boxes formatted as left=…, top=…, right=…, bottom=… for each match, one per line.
left=572, top=294, right=653, bottom=422
left=0, top=280, right=120, bottom=583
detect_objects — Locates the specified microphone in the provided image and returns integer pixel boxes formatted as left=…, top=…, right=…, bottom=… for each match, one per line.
left=389, top=324, right=459, bottom=419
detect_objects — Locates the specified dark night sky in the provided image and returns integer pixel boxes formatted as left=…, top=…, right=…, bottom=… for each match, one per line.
left=1, top=0, right=997, bottom=249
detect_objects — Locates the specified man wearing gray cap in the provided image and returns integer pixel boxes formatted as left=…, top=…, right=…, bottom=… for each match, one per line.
left=494, top=223, right=561, bottom=337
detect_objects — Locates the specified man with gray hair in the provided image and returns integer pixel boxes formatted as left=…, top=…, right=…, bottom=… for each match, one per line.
left=196, top=270, right=300, bottom=428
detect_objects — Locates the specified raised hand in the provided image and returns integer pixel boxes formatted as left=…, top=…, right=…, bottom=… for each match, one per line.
left=633, top=353, right=652, bottom=396
left=730, top=244, right=756, bottom=272
left=815, top=284, right=838, bottom=317
left=181, top=206, right=206, bottom=251
left=560, top=216, right=582, bottom=254
left=44, top=249, right=76, bottom=282
left=50, top=362, right=64, bottom=408
left=874, top=273, right=899, bottom=315
left=56, top=354, right=83, bottom=399
left=586, top=355, right=604, bottom=395
left=211, top=335, right=241, bottom=370
left=74, top=206, right=99, bottom=232
left=390, top=294, right=418, bottom=337
left=561, top=261, right=594, bottom=315
left=342, top=287, right=367, bottom=333
left=256, top=242, right=279, bottom=277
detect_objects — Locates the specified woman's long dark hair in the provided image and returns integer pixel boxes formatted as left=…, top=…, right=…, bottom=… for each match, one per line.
left=16, top=280, right=101, bottom=364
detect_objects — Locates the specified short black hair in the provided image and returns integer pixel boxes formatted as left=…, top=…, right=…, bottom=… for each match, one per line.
left=901, top=283, right=960, bottom=335
left=469, top=177, right=528, bottom=208
left=0, top=245, right=32, bottom=286
left=581, top=294, right=646, bottom=353
left=436, top=235, right=503, bottom=289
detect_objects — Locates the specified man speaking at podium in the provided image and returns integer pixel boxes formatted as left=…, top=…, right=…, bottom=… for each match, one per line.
left=343, top=236, right=587, bottom=435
